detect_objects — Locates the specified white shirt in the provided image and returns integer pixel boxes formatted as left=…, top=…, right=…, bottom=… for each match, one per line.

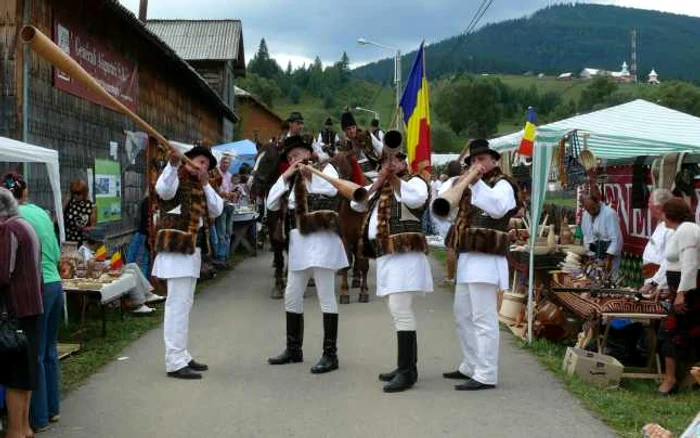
left=456, top=179, right=516, bottom=289
left=643, top=221, right=671, bottom=287
left=665, top=222, right=700, bottom=292
left=581, top=204, right=623, bottom=257
left=151, top=163, right=224, bottom=279
left=354, top=177, right=433, bottom=296
left=313, top=132, right=340, bottom=162
left=266, top=164, right=348, bottom=271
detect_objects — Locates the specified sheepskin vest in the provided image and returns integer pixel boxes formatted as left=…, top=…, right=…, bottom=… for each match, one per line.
left=291, top=167, right=341, bottom=235
left=450, top=167, right=520, bottom=256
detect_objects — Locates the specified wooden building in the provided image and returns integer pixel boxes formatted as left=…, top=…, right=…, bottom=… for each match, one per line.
left=234, top=86, right=284, bottom=144
left=146, top=19, right=245, bottom=143
left=0, top=0, right=240, bottom=238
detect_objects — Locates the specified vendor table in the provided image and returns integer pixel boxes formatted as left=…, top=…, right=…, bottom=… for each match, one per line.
left=62, top=273, right=137, bottom=346
left=508, top=250, right=565, bottom=297
left=552, top=288, right=667, bottom=380
left=230, top=211, right=258, bottom=257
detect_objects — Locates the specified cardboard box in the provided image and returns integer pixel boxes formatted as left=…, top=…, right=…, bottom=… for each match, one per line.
left=562, top=347, right=624, bottom=389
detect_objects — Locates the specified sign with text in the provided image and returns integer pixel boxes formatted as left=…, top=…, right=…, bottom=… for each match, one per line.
left=53, top=19, right=139, bottom=111
left=95, top=159, right=122, bottom=223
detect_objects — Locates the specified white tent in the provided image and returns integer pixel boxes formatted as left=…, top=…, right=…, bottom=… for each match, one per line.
left=0, top=137, right=65, bottom=241
left=488, top=99, right=700, bottom=342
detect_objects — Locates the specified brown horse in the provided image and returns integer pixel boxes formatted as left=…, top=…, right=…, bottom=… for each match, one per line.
left=329, top=152, right=370, bottom=304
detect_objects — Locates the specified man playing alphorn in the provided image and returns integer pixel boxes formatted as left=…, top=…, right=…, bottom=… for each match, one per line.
left=266, top=136, right=349, bottom=374
left=444, top=139, right=520, bottom=390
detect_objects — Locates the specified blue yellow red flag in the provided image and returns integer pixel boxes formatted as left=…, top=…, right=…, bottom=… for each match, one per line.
left=518, top=107, right=537, bottom=157
left=399, top=42, right=431, bottom=175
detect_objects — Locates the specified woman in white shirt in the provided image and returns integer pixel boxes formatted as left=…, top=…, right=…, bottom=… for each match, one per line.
left=658, top=198, right=700, bottom=395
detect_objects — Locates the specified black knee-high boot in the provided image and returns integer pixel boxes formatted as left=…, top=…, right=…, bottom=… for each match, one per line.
left=268, top=312, right=304, bottom=364
left=383, top=331, right=417, bottom=393
left=311, top=313, right=339, bottom=374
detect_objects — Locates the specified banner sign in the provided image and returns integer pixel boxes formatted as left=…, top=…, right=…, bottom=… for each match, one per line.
left=95, top=159, right=122, bottom=223
left=53, top=18, right=139, bottom=111
left=601, top=165, right=700, bottom=255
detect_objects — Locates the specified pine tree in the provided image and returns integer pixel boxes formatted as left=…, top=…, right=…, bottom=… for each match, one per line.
left=338, top=51, right=350, bottom=84
left=248, top=38, right=281, bottom=79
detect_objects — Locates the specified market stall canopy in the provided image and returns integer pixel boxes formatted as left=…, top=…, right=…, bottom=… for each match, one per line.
left=212, top=140, right=258, bottom=173
left=490, top=99, right=700, bottom=159
left=0, top=136, right=65, bottom=241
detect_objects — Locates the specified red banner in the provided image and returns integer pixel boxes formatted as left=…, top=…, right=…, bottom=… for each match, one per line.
left=53, top=19, right=139, bottom=111
left=601, top=165, right=700, bottom=255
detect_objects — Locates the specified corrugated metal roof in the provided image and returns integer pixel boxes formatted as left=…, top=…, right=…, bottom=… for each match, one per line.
left=103, top=1, right=238, bottom=122
left=146, top=20, right=244, bottom=66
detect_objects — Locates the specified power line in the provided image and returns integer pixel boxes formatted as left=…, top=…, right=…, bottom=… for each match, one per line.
left=464, top=0, right=491, bottom=35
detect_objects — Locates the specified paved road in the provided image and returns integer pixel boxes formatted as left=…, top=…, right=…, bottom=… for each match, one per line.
left=46, top=254, right=615, bottom=438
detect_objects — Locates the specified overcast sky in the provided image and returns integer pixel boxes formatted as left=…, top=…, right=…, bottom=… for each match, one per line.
left=119, top=0, right=700, bottom=69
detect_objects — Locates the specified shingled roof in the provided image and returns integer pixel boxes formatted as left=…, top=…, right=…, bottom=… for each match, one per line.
left=146, top=20, right=245, bottom=74
left=103, top=1, right=238, bottom=121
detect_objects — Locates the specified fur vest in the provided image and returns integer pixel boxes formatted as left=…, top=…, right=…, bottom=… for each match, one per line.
left=449, top=168, right=520, bottom=256
left=361, top=175, right=428, bottom=259
left=292, top=168, right=341, bottom=235
left=155, top=168, right=210, bottom=255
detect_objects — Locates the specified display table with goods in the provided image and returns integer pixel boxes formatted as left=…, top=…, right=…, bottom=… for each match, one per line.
left=60, top=242, right=134, bottom=346
left=549, top=253, right=667, bottom=380
left=230, top=203, right=259, bottom=257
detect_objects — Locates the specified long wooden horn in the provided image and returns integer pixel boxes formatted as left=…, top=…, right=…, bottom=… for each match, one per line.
left=20, top=25, right=195, bottom=167
left=302, top=164, right=368, bottom=203
left=432, top=176, right=471, bottom=218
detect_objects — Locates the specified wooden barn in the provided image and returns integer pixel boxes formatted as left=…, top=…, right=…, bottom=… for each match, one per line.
left=0, top=0, right=241, bottom=238
left=235, top=86, right=284, bottom=144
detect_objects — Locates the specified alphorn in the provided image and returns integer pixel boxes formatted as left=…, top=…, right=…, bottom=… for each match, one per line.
left=431, top=175, right=472, bottom=218
left=301, top=164, right=368, bottom=203
left=20, top=26, right=197, bottom=168
left=382, top=130, right=402, bottom=155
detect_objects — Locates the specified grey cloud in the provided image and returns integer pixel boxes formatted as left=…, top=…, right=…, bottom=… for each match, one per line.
left=122, top=0, right=594, bottom=66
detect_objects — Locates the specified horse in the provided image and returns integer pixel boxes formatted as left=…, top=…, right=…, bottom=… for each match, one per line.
left=250, top=140, right=288, bottom=298
left=329, top=152, right=371, bottom=304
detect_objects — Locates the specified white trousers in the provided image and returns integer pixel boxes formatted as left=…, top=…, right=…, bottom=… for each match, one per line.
left=285, top=268, right=338, bottom=314
left=164, top=277, right=197, bottom=372
left=387, top=292, right=416, bottom=331
left=454, top=282, right=500, bottom=385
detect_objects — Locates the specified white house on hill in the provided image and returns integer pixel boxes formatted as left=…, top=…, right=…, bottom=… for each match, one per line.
left=648, top=69, right=660, bottom=85
left=580, top=68, right=602, bottom=79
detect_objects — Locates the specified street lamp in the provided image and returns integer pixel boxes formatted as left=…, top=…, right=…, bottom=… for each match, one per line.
left=357, top=38, right=402, bottom=110
left=355, top=107, right=379, bottom=121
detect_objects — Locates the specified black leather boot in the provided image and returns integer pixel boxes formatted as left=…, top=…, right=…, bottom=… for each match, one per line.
left=311, top=313, right=339, bottom=374
left=268, top=312, right=304, bottom=364
left=383, top=331, right=417, bottom=393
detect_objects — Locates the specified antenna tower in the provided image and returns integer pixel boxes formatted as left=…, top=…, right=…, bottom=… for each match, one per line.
left=630, top=28, right=638, bottom=83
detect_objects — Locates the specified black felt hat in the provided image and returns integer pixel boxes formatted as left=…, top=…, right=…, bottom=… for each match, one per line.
left=185, top=145, right=217, bottom=170
left=287, top=111, right=304, bottom=123
left=282, top=135, right=313, bottom=159
left=464, top=139, right=500, bottom=166
left=341, top=110, right=356, bottom=130
left=324, top=117, right=333, bottom=126
left=370, top=118, right=380, bottom=128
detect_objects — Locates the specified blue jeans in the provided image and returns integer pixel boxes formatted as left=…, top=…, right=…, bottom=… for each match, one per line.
left=215, top=204, right=235, bottom=260
left=126, top=232, right=150, bottom=279
left=30, top=282, right=63, bottom=428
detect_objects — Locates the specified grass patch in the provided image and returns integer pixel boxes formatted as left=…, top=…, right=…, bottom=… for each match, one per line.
left=520, top=338, right=700, bottom=437
left=547, top=197, right=577, bottom=208
left=431, top=247, right=447, bottom=265
left=58, top=253, right=248, bottom=394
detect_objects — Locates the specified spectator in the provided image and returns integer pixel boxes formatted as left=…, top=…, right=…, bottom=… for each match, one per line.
left=658, top=198, right=700, bottom=395
left=211, top=154, right=234, bottom=265
left=63, top=179, right=95, bottom=245
left=3, top=173, right=62, bottom=432
left=126, top=195, right=152, bottom=278
left=0, top=187, right=43, bottom=438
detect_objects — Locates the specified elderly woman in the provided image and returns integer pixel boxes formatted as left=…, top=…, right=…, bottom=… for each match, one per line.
left=658, top=198, right=700, bottom=395
left=63, top=179, right=95, bottom=245
left=3, top=173, right=62, bottom=431
left=0, top=187, right=44, bottom=438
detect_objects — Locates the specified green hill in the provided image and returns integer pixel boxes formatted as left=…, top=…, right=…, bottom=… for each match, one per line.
left=353, top=3, right=700, bottom=84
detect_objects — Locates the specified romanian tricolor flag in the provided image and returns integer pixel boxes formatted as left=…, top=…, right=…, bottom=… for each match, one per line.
left=94, top=245, right=107, bottom=262
left=518, top=106, right=537, bottom=157
left=110, top=248, right=123, bottom=270
left=400, top=42, right=431, bottom=175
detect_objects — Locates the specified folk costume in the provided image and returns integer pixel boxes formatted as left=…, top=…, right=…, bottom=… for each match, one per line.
left=446, top=140, right=520, bottom=390
left=313, top=117, right=340, bottom=160
left=266, top=136, right=349, bottom=374
left=355, top=156, right=433, bottom=393
left=152, top=146, right=224, bottom=379
left=340, top=110, right=383, bottom=181
left=643, top=220, right=671, bottom=289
